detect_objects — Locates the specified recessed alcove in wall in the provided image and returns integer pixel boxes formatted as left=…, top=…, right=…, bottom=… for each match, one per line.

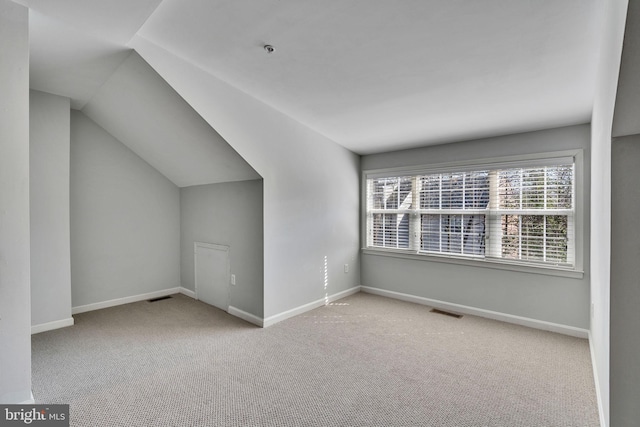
left=30, top=51, right=265, bottom=329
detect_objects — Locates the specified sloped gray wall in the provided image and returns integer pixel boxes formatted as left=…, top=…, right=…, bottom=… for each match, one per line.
left=133, top=38, right=361, bottom=321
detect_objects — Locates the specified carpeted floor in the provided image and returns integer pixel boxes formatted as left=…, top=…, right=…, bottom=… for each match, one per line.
left=31, top=293, right=599, bottom=426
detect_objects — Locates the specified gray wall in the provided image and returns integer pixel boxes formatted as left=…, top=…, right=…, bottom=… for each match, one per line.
left=180, top=180, right=264, bottom=317
left=611, top=134, right=640, bottom=426
left=593, top=0, right=632, bottom=421
left=30, top=90, right=73, bottom=328
left=0, top=0, right=31, bottom=403
left=609, top=2, right=640, bottom=425
left=133, top=38, right=361, bottom=320
left=361, top=124, right=591, bottom=328
left=70, top=110, right=180, bottom=307
left=612, top=2, right=640, bottom=139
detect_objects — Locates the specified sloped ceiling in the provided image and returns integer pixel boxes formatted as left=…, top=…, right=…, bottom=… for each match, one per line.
left=21, top=0, right=602, bottom=155
left=82, top=52, right=260, bottom=187
left=28, top=10, right=131, bottom=110
left=16, top=0, right=163, bottom=108
left=136, top=0, right=601, bottom=154
left=14, top=0, right=162, bottom=44
left=17, top=0, right=260, bottom=187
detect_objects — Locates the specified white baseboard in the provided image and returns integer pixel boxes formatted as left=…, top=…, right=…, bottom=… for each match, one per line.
left=360, top=286, right=589, bottom=339
left=31, top=317, right=75, bottom=335
left=589, top=332, right=608, bottom=427
left=228, top=306, right=263, bottom=327
left=263, top=286, right=361, bottom=328
left=179, top=287, right=197, bottom=299
left=72, top=287, right=181, bottom=314
left=20, top=392, right=35, bottom=404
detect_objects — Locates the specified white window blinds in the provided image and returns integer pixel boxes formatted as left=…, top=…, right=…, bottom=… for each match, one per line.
left=368, top=176, right=413, bottom=249
left=418, top=171, right=488, bottom=256
left=487, top=165, right=574, bottom=265
left=365, top=158, right=575, bottom=268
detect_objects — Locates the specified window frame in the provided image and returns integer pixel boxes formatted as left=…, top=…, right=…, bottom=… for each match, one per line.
left=361, top=150, right=584, bottom=279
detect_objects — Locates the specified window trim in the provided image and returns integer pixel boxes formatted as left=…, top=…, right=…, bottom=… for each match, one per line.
left=361, top=150, right=584, bottom=279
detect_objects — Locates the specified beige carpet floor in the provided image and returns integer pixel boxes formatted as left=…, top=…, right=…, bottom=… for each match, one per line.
left=31, top=292, right=599, bottom=426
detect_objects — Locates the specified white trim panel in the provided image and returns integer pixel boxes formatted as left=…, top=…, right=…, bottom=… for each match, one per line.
left=361, top=286, right=588, bottom=338
left=589, top=332, right=607, bottom=427
left=362, top=248, right=584, bottom=279
left=228, top=306, right=263, bottom=327
left=362, top=149, right=585, bottom=277
left=194, top=241, right=230, bottom=309
left=31, top=317, right=75, bottom=335
left=364, top=150, right=581, bottom=178
left=72, top=287, right=181, bottom=314
left=263, top=286, right=361, bottom=328
left=179, top=287, right=197, bottom=299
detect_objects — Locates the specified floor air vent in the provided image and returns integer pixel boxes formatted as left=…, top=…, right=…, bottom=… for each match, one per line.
left=430, top=308, right=463, bottom=319
left=148, top=295, right=172, bottom=303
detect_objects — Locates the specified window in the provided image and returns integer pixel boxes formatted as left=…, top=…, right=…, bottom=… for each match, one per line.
left=364, top=152, right=581, bottom=272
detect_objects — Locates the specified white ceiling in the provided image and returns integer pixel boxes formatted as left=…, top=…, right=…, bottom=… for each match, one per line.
left=21, top=0, right=602, bottom=155
left=13, top=0, right=162, bottom=44
left=27, top=10, right=131, bottom=109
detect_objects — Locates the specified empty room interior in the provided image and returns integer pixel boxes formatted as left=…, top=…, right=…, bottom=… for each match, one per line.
left=2, top=0, right=640, bottom=426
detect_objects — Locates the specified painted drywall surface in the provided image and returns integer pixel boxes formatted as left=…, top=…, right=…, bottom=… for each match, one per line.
left=590, top=1, right=629, bottom=425
left=30, top=90, right=72, bottom=327
left=611, top=134, right=640, bottom=426
left=131, top=37, right=361, bottom=319
left=612, top=2, right=640, bottom=138
left=361, top=124, right=591, bottom=328
left=70, top=111, right=180, bottom=307
left=28, top=11, right=132, bottom=111
left=82, top=51, right=261, bottom=187
left=0, top=0, right=31, bottom=403
left=180, top=180, right=264, bottom=317
left=609, top=3, right=640, bottom=426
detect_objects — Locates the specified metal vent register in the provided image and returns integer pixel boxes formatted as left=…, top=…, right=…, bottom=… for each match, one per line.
left=430, top=308, right=463, bottom=319
left=148, top=295, right=172, bottom=303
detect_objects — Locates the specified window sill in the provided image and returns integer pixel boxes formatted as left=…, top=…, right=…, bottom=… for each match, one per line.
left=361, top=248, right=584, bottom=279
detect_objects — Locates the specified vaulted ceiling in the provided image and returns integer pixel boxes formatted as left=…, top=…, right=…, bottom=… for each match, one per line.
left=18, top=0, right=603, bottom=157
left=81, top=52, right=261, bottom=187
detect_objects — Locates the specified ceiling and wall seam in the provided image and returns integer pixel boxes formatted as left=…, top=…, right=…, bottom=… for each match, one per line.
left=125, top=0, right=167, bottom=48
left=132, top=34, right=354, bottom=155
left=76, top=49, right=135, bottom=111
left=25, top=1, right=602, bottom=155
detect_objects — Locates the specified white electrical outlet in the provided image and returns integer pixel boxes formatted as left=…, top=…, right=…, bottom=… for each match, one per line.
left=231, top=274, right=236, bottom=285
left=344, top=264, right=349, bottom=273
